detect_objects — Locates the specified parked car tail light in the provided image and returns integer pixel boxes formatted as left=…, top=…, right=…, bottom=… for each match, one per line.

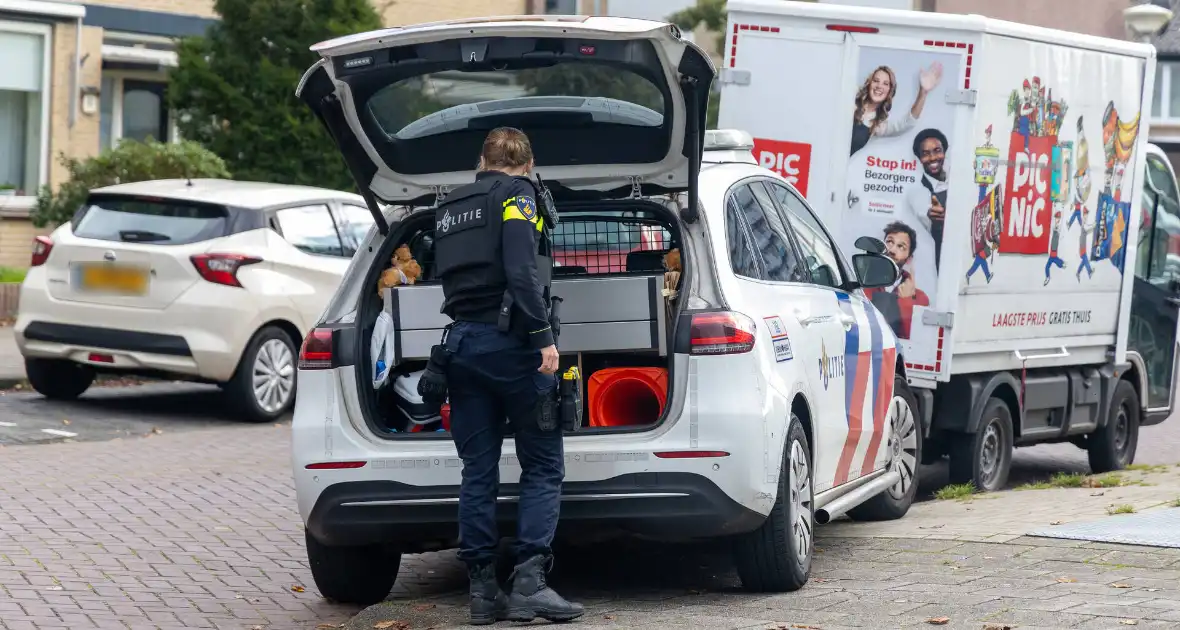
left=190, top=253, right=262, bottom=287
left=298, top=328, right=334, bottom=370
left=689, top=311, right=757, bottom=355
left=30, top=236, right=53, bottom=267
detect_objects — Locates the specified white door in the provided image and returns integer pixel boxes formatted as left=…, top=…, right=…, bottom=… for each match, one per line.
left=721, top=179, right=853, bottom=494
left=267, top=204, right=352, bottom=327
left=718, top=25, right=849, bottom=219
left=765, top=179, right=901, bottom=489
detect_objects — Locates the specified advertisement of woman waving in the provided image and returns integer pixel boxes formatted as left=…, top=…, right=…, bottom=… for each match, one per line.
left=844, top=47, right=961, bottom=369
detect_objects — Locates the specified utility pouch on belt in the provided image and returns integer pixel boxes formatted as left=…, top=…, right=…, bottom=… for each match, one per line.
left=559, top=366, right=583, bottom=432
left=417, top=325, right=453, bottom=404
left=537, top=388, right=559, bottom=432
left=497, top=292, right=514, bottom=333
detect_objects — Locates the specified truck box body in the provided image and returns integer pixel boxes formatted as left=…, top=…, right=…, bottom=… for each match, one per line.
left=719, top=0, right=1155, bottom=386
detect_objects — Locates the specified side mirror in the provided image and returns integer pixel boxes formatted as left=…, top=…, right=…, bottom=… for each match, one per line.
left=855, top=236, right=885, bottom=254
left=852, top=253, right=899, bottom=289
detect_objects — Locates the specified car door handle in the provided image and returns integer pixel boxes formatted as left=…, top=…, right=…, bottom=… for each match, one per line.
left=794, top=310, right=823, bottom=327
left=837, top=314, right=855, bottom=330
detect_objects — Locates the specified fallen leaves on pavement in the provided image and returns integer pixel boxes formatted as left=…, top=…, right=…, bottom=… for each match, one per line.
left=982, top=624, right=1013, bottom=630
left=925, top=617, right=950, bottom=625
left=373, top=621, right=410, bottom=630
left=1120, top=620, right=1139, bottom=626
left=412, top=603, right=436, bottom=611
left=1056, top=576, right=1077, bottom=583
left=1112, top=583, right=1132, bottom=588
left=290, top=585, right=305, bottom=592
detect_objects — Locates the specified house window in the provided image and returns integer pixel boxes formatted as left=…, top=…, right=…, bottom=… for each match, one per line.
left=0, top=21, right=50, bottom=198
left=1153, top=61, right=1180, bottom=121
left=99, top=74, right=173, bottom=150
left=544, top=0, right=578, bottom=13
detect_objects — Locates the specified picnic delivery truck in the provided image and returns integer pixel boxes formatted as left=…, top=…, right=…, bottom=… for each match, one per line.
left=719, top=0, right=1179, bottom=491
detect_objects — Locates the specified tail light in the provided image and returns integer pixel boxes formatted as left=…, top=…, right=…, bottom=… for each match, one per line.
left=30, top=236, right=53, bottom=267
left=190, top=253, right=262, bottom=287
left=689, top=311, right=757, bottom=355
left=298, top=328, right=334, bottom=370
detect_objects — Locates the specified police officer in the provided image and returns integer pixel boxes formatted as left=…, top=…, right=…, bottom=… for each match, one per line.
left=432, top=127, right=584, bottom=625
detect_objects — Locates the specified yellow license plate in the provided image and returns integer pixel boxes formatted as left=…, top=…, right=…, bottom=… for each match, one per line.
left=78, top=264, right=149, bottom=295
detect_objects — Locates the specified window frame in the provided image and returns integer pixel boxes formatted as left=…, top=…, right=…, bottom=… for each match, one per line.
left=99, top=71, right=177, bottom=151
left=0, top=18, right=52, bottom=203
left=271, top=203, right=349, bottom=258
left=759, top=179, right=852, bottom=290
left=1153, top=60, right=1180, bottom=123
left=331, top=202, right=377, bottom=257
left=1138, top=153, right=1180, bottom=286
left=723, top=178, right=812, bottom=284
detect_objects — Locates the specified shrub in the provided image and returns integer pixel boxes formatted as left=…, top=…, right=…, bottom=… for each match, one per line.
left=30, top=139, right=230, bottom=228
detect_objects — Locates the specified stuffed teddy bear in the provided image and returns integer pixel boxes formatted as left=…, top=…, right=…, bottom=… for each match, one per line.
left=662, top=248, right=681, bottom=299
left=376, top=245, right=423, bottom=296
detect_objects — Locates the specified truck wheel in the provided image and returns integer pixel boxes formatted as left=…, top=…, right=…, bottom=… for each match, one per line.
left=733, top=413, right=813, bottom=593
left=305, top=530, right=401, bottom=606
left=1087, top=379, right=1140, bottom=473
left=25, top=358, right=95, bottom=400
left=848, top=375, right=922, bottom=521
left=948, top=397, right=1013, bottom=493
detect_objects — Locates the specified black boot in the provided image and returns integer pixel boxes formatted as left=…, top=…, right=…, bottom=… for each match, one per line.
left=506, top=555, right=584, bottom=622
left=467, top=562, right=508, bottom=625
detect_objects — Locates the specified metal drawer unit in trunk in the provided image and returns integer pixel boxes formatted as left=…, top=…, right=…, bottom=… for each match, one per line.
left=382, top=275, right=668, bottom=361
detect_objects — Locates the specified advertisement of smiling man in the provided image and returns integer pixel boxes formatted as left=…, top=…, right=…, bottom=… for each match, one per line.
left=845, top=46, right=960, bottom=368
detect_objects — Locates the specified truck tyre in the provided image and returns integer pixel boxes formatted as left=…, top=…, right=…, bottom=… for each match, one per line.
left=733, top=413, right=813, bottom=593
left=948, top=397, right=1013, bottom=493
left=226, top=326, right=298, bottom=423
left=1087, top=379, right=1140, bottom=473
left=848, top=375, right=922, bottom=521
left=305, top=530, right=401, bottom=606
left=25, top=358, right=95, bottom=401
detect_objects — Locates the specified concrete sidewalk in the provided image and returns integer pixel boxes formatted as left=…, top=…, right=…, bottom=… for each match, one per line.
left=0, top=325, right=24, bottom=386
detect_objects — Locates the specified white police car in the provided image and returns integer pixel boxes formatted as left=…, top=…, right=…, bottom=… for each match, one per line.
left=292, top=15, right=920, bottom=605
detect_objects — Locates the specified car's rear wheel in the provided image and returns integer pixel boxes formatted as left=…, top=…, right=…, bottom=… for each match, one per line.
left=848, top=375, right=922, bottom=521
left=226, top=326, right=297, bottom=422
left=733, top=413, right=813, bottom=593
left=25, top=358, right=95, bottom=401
left=305, top=530, right=401, bottom=606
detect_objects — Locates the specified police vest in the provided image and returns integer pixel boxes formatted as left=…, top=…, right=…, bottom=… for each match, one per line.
left=434, top=174, right=553, bottom=325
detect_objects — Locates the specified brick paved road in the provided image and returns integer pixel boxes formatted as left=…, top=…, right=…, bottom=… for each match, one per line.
left=3, top=386, right=1180, bottom=629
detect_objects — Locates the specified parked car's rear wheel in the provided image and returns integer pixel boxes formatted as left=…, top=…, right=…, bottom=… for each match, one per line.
left=948, top=397, right=1013, bottom=492
left=305, top=530, right=401, bottom=605
left=1087, top=379, right=1140, bottom=473
left=226, top=326, right=297, bottom=422
left=25, top=358, right=95, bottom=401
left=848, top=375, right=922, bottom=521
left=733, top=413, right=813, bottom=593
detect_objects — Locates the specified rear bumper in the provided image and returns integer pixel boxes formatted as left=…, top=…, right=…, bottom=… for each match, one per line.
left=305, top=473, right=767, bottom=550
left=14, top=270, right=302, bottom=382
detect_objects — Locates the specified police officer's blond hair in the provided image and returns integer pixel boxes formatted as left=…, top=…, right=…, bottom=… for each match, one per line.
left=480, top=127, right=534, bottom=170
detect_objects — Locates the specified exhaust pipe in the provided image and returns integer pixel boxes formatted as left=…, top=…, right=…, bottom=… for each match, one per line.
left=813, top=470, right=901, bottom=525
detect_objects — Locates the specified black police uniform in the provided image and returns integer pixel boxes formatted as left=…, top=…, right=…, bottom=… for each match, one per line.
left=432, top=170, right=583, bottom=625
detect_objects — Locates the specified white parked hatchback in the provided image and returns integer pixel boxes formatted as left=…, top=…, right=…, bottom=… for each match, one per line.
left=14, top=178, right=376, bottom=422
left=291, top=15, right=921, bottom=605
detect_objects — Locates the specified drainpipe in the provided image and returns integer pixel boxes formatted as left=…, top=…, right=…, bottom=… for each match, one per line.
left=69, top=15, right=82, bottom=129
